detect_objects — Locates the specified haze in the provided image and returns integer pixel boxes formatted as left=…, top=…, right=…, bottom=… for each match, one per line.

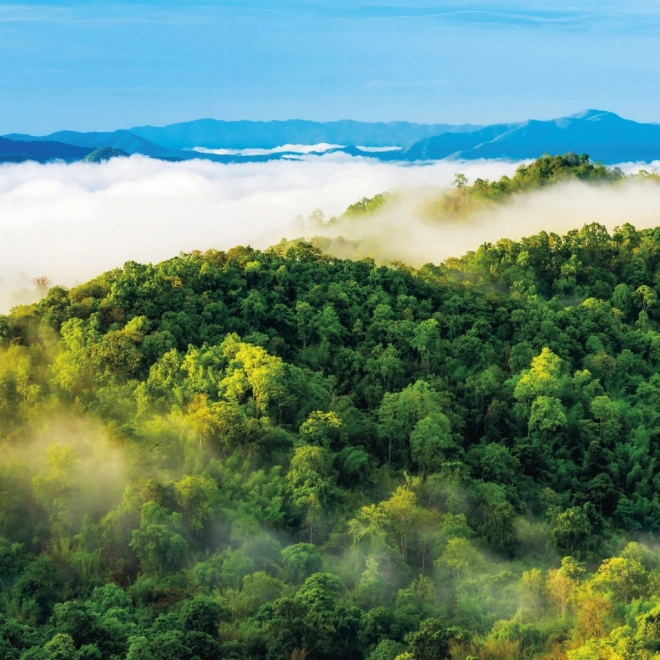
left=2, top=155, right=659, bottom=312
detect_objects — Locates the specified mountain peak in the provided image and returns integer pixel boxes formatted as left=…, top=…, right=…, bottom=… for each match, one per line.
left=569, top=109, right=621, bottom=121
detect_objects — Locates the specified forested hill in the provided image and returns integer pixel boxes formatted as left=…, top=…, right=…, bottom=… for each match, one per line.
left=6, top=220, right=660, bottom=658
left=341, top=152, right=633, bottom=224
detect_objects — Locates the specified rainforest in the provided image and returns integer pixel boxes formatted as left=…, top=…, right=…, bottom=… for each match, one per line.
left=4, top=155, right=660, bottom=660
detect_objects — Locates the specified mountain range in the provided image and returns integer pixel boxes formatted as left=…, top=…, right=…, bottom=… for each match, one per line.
left=2, top=110, right=660, bottom=165
left=0, top=136, right=93, bottom=164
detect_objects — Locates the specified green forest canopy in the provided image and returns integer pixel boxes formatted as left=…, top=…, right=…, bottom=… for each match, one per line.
left=3, top=155, right=660, bottom=659
left=338, top=153, right=658, bottom=225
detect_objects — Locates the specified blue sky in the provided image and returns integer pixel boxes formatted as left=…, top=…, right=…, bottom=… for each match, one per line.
left=2, top=1, right=660, bottom=133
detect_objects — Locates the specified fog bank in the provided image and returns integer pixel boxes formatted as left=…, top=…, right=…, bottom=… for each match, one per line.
left=311, top=174, right=660, bottom=267
left=0, top=155, right=518, bottom=310
left=0, top=154, right=659, bottom=311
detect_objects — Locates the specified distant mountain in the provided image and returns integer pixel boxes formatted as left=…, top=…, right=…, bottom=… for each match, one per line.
left=4, top=110, right=660, bottom=164
left=4, top=130, right=168, bottom=157
left=401, top=123, right=518, bottom=160
left=129, top=119, right=481, bottom=151
left=0, top=136, right=92, bottom=163
left=402, top=110, right=660, bottom=164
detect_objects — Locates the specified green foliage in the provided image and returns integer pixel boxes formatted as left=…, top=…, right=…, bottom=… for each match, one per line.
left=343, top=194, right=391, bottom=218
left=281, top=543, right=323, bottom=584
left=405, top=618, right=451, bottom=660
left=421, top=153, right=626, bottom=220
left=6, top=201, right=660, bottom=657
left=82, top=147, right=129, bottom=163
left=129, top=503, right=189, bottom=571
left=180, top=596, right=224, bottom=636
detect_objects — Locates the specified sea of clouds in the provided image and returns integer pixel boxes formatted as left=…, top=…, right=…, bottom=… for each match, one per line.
left=1, top=154, right=659, bottom=311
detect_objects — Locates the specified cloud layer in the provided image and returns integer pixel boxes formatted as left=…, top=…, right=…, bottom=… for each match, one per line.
left=1, top=154, right=659, bottom=311
left=311, top=172, right=660, bottom=267
left=0, top=155, right=516, bottom=303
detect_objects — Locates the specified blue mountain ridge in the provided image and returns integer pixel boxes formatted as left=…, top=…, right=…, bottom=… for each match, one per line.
left=5, top=130, right=169, bottom=157
left=128, top=119, right=480, bottom=151
left=438, top=110, right=660, bottom=163
left=3, top=110, right=660, bottom=164
left=0, top=136, right=93, bottom=163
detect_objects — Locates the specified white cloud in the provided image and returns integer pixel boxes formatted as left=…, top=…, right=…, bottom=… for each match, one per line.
left=1, top=153, right=659, bottom=312
left=356, top=146, right=402, bottom=152
left=315, top=175, right=660, bottom=268
left=191, top=144, right=345, bottom=156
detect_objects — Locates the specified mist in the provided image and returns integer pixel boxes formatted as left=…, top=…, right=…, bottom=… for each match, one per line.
left=0, top=155, right=515, bottom=311
left=1, top=154, right=659, bottom=312
left=308, top=173, right=660, bottom=267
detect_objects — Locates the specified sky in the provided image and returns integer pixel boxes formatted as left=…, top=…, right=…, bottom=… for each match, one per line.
left=2, top=1, right=660, bottom=133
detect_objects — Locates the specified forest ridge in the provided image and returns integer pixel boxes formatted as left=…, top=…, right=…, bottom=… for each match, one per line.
left=3, top=156, right=660, bottom=659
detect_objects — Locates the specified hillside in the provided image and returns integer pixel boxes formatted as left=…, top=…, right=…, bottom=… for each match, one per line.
left=5, top=130, right=170, bottom=158
left=128, top=119, right=480, bottom=151
left=315, top=153, right=632, bottom=236
left=83, top=147, right=130, bottom=163
left=3, top=163, right=660, bottom=657
left=402, top=110, right=660, bottom=164
left=6, top=110, right=660, bottom=164
left=0, top=136, right=92, bottom=163
left=401, top=123, right=516, bottom=161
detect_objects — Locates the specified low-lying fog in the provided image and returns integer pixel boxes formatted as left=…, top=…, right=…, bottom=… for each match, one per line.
left=1, top=154, right=659, bottom=311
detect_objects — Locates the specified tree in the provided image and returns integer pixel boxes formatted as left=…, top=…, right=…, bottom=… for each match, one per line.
left=220, top=336, right=285, bottom=419
left=452, top=173, right=468, bottom=189
left=528, top=395, right=566, bottom=439
left=174, top=475, right=217, bottom=532
left=368, top=640, right=406, bottom=660
left=286, top=445, right=337, bottom=543
left=296, top=302, right=315, bottom=350
left=241, top=572, right=285, bottom=610
left=52, top=601, right=100, bottom=649
left=316, top=305, right=345, bottom=348
left=573, top=586, right=612, bottom=641
left=15, top=556, right=63, bottom=624
left=130, top=502, right=188, bottom=571
left=180, top=596, right=224, bottom=636
left=435, top=538, right=486, bottom=580
left=217, top=548, right=253, bottom=590
left=405, top=618, right=451, bottom=660
left=44, top=634, right=76, bottom=660
left=636, top=284, right=657, bottom=313
left=519, top=568, right=546, bottom=620
left=33, top=276, right=52, bottom=293
left=589, top=396, right=621, bottom=444
left=410, top=320, right=440, bottom=376
left=546, top=557, right=585, bottom=616
left=514, top=348, right=564, bottom=404
left=480, top=501, right=518, bottom=555
left=282, top=543, right=323, bottom=584
left=185, top=394, right=217, bottom=449
left=550, top=508, right=592, bottom=558
left=294, top=573, right=343, bottom=612
left=378, top=486, right=424, bottom=562
left=593, top=556, right=647, bottom=605
left=299, top=411, right=341, bottom=449
left=409, top=414, right=454, bottom=476
left=378, top=381, right=444, bottom=466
